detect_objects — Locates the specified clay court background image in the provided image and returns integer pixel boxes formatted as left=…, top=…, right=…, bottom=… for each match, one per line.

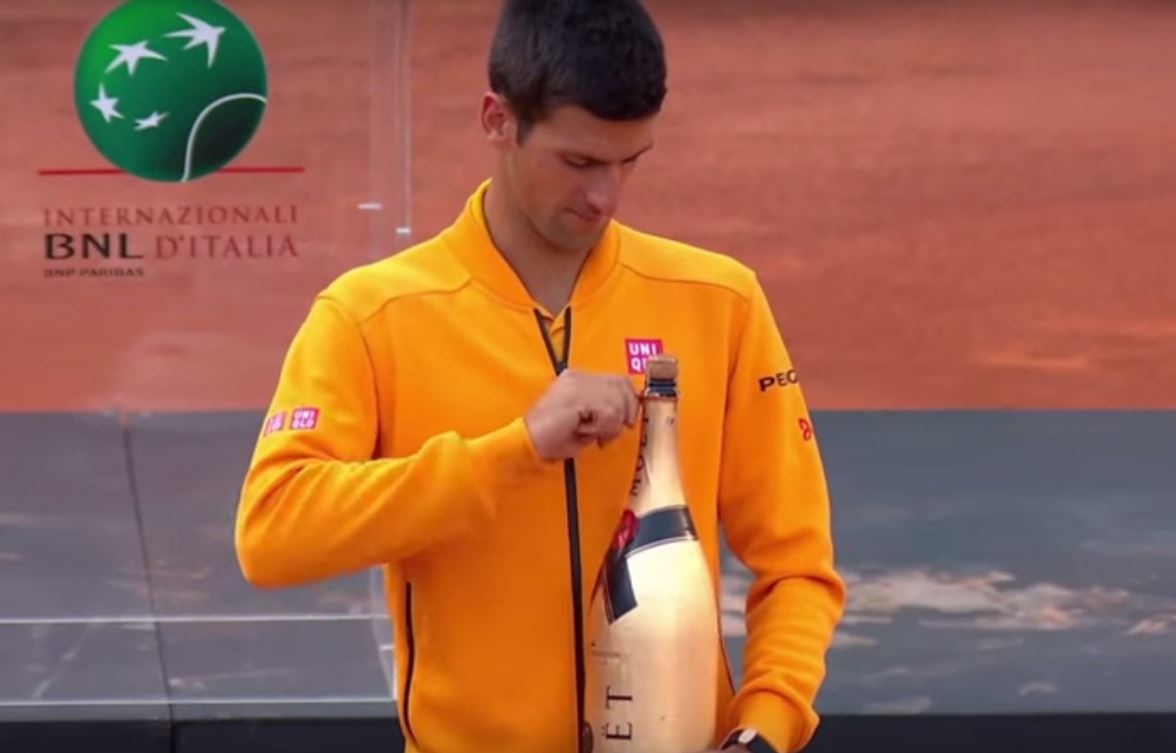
left=4, top=0, right=1176, bottom=410
left=414, top=0, right=1176, bottom=411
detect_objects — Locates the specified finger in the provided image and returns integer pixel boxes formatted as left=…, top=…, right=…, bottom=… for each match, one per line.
left=577, top=395, right=624, bottom=439
left=572, top=431, right=596, bottom=452
left=600, top=377, right=633, bottom=429
left=581, top=407, right=622, bottom=439
left=618, top=378, right=640, bottom=426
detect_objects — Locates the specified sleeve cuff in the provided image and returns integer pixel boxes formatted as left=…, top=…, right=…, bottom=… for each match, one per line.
left=730, top=691, right=806, bottom=753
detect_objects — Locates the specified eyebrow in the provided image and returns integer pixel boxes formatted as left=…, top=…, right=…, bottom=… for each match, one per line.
left=564, top=143, right=655, bottom=165
left=625, top=143, right=655, bottom=162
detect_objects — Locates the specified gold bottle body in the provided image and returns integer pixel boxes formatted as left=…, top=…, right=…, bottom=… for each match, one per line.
left=585, top=366, right=720, bottom=752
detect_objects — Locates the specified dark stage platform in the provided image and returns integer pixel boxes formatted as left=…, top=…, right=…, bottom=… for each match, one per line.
left=2, top=411, right=1174, bottom=752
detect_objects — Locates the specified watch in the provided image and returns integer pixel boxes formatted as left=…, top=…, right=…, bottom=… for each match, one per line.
left=721, top=727, right=778, bottom=753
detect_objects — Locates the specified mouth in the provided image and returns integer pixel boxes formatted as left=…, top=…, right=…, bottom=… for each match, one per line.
left=567, top=208, right=605, bottom=226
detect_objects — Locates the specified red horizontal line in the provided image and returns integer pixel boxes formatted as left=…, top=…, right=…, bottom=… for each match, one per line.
left=222, top=166, right=305, bottom=174
left=38, top=168, right=122, bottom=176
left=37, top=167, right=305, bottom=177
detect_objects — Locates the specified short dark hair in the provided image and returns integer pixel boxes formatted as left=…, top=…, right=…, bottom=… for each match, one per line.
left=488, top=0, right=667, bottom=138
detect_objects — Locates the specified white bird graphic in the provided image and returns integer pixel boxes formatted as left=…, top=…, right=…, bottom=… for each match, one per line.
left=135, top=111, right=168, bottom=131
left=106, top=40, right=167, bottom=76
left=165, top=13, right=226, bottom=68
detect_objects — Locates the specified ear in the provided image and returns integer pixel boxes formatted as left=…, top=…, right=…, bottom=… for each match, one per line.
left=481, top=92, right=513, bottom=148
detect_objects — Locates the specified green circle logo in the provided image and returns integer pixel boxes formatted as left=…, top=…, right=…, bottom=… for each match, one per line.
left=74, top=0, right=267, bottom=183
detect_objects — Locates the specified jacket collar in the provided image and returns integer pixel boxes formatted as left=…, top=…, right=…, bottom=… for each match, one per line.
left=443, top=179, right=621, bottom=312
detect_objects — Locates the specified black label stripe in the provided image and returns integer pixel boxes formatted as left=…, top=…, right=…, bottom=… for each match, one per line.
left=625, top=506, right=697, bottom=556
left=604, top=545, right=637, bottom=623
left=603, top=506, right=699, bottom=624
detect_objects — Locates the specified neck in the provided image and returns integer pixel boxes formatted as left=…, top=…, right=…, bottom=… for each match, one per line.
left=628, top=396, right=686, bottom=515
left=483, top=178, right=590, bottom=313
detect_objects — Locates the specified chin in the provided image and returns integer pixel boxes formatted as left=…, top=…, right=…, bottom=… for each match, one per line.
left=571, top=234, right=604, bottom=254
left=548, top=227, right=601, bottom=254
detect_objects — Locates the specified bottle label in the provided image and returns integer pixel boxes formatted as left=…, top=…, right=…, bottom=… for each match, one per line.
left=601, top=506, right=698, bottom=623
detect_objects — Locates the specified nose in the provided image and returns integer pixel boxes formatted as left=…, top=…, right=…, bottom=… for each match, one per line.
left=584, top=166, right=622, bottom=218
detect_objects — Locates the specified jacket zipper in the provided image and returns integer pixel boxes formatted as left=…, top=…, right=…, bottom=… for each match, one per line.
left=402, top=583, right=418, bottom=744
left=533, top=308, right=589, bottom=753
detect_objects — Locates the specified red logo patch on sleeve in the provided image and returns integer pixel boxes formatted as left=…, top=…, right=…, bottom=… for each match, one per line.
left=290, top=407, right=320, bottom=431
left=262, top=412, right=286, bottom=437
left=625, top=338, right=664, bottom=374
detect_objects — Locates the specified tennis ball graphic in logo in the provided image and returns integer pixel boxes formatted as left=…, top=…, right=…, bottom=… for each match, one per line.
left=74, top=0, right=267, bottom=182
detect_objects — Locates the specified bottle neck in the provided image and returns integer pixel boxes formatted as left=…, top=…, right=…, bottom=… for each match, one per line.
left=628, top=395, right=686, bottom=516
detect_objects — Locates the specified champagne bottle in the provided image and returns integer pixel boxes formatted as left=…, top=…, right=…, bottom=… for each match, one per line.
left=585, top=353, right=720, bottom=752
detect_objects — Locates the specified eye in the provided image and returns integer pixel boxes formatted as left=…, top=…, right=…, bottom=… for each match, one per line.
left=563, top=156, right=592, bottom=170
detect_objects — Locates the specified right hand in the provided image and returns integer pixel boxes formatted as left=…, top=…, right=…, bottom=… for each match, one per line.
left=524, top=369, right=641, bottom=461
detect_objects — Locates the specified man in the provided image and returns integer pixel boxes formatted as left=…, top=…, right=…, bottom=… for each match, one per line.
left=235, top=1, right=845, bottom=751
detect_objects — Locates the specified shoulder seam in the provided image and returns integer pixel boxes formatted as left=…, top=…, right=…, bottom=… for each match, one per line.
left=617, top=259, right=755, bottom=304
left=318, top=274, right=476, bottom=328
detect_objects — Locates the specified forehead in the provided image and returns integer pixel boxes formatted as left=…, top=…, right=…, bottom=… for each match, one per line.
left=528, top=104, right=655, bottom=158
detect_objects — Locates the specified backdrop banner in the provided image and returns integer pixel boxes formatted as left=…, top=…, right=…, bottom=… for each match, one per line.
left=1, top=0, right=411, bottom=412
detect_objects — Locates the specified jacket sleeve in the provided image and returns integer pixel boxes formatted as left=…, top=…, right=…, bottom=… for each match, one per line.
left=718, top=277, right=847, bottom=752
left=234, top=294, right=546, bottom=587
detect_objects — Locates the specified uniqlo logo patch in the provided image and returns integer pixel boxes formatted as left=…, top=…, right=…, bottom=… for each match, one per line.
left=290, top=407, right=320, bottom=430
left=625, top=338, right=664, bottom=374
left=262, top=412, right=286, bottom=437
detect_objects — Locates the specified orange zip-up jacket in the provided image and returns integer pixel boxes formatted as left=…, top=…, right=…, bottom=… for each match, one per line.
left=235, top=180, right=845, bottom=753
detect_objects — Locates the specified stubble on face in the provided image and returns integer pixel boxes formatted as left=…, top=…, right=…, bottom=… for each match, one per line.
left=506, top=105, right=656, bottom=255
